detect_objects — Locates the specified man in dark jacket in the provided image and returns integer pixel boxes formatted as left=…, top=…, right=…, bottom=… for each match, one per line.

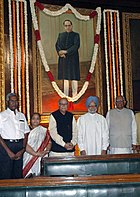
left=49, top=98, right=77, bottom=157
left=56, top=20, right=80, bottom=97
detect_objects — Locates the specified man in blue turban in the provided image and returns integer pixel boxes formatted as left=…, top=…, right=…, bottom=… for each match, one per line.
left=85, top=96, right=99, bottom=109
left=77, top=96, right=109, bottom=155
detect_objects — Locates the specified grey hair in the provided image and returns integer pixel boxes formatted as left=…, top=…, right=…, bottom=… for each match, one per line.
left=58, top=98, right=68, bottom=105
left=115, top=95, right=125, bottom=102
left=6, top=93, right=17, bottom=101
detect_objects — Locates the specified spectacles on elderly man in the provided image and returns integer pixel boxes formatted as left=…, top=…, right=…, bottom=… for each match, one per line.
left=116, top=100, right=124, bottom=103
left=59, top=103, right=68, bottom=106
left=88, top=104, right=97, bottom=108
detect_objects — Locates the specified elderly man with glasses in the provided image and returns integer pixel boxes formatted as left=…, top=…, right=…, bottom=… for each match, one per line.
left=49, top=98, right=77, bottom=157
left=106, top=95, right=137, bottom=154
left=77, top=96, right=109, bottom=156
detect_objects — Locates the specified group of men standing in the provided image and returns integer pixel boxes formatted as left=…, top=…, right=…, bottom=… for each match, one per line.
left=0, top=93, right=138, bottom=179
left=49, top=95, right=137, bottom=157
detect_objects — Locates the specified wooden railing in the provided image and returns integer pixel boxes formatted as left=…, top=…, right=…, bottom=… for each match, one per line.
left=0, top=174, right=140, bottom=196
left=42, top=153, right=140, bottom=176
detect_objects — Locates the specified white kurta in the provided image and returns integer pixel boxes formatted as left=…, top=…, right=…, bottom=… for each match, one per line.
left=49, top=114, right=77, bottom=147
left=23, top=126, right=47, bottom=177
left=77, top=113, right=109, bottom=155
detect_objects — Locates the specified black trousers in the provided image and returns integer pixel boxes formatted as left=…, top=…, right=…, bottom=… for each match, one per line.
left=0, top=140, right=23, bottom=179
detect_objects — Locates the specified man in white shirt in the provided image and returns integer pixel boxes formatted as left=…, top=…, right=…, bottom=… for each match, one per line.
left=78, top=96, right=109, bottom=155
left=49, top=98, right=77, bottom=157
left=0, top=93, right=30, bottom=179
left=106, top=95, right=137, bottom=154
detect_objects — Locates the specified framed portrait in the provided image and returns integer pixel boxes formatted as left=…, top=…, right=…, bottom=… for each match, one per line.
left=122, top=12, right=140, bottom=110
left=33, top=4, right=103, bottom=122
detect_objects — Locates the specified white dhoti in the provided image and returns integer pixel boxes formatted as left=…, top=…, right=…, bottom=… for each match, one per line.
left=109, top=147, right=132, bottom=154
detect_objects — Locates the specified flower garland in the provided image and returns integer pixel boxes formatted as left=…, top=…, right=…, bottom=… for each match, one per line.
left=12, top=0, right=17, bottom=93
left=103, top=10, right=110, bottom=110
left=8, top=0, right=14, bottom=92
left=8, top=0, right=30, bottom=119
left=103, top=9, right=123, bottom=110
left=24, top=0, right=30, bottom=121
left=20, top=1, right=26, bottom=114
left=114, top=12, right=120, bottom=95
left=16, top=0, right=22, bottom=111
left=110, top=12, right=116, bottom=100
left=30, top=1, right=101, bottom=102
left=116, top=11, right=123, bottom=96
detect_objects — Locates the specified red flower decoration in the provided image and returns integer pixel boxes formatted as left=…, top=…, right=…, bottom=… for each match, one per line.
left=86, top=72, right=92, bottom=81
left=34, top=1, right=44, bottom=11
left=68, top=101, right=74, bottom=111
left=94, top=34, right=100, bottom=44
left=89, top=11, right=97, bottom=19
left=47, top=71, right=54, bottom=82
left=34, top=30, right=41, bottom=41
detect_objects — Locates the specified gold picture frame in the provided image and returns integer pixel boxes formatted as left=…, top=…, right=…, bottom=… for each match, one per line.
left=122, top=12, right=140, bottom=109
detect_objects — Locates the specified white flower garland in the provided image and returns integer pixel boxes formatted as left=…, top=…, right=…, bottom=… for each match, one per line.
left=16, top=0, right=22, bottom=111
left=8, top=0, right=14, bottom=92
left=24, top=0, right=30, bottom=120
left=30, top=1, right=101, bottom=102
left=110, top=12, right=116, bottom=100
left=43, top=3, right=90, bottom=21
left=103, top=10, right=110, bottom=110
left=116, top=11, right=123, bottom=96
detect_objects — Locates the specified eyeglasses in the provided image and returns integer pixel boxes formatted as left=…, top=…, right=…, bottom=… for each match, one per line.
left=116, top=100, right=124, bottom=103
left=88, top=105, right=97, bottom=108
left=59, top=103, right=68, bottom=106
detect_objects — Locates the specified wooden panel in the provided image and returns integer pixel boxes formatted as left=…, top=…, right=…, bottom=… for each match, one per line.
left=0, top=175, right=140, bottom=197
left=42, top=154, right=140, bottom=176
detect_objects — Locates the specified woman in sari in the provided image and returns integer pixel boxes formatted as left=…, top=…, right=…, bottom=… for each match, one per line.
left=23, top=113, right=51, bottom=177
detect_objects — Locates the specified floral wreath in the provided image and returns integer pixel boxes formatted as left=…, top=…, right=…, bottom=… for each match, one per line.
left=30, top=0, right=101, bottom=102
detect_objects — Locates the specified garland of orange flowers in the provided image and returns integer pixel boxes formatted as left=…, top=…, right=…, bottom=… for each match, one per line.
left=20, top=1, right=26, bottom=114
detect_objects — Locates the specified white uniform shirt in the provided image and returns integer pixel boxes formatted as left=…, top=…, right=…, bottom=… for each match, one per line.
left=77, top=112, right=109, bottom=155
left=0, top=108, right=30, bottom=139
